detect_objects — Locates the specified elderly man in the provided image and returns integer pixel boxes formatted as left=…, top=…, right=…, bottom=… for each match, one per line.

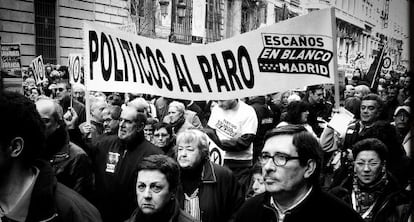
left=0, top=91, right=102, bottom=221
left=72, top=83, right=86, bottom=104
left=102, top=105, right=122, bottom=136
left=234, top=125, right=363, bottom=222
left=92, top=106, right=163, bottom=222
left=35, top=98, right=94, bottom=200
left=175, top=129, right=244, bottom=222
left=79, top=96, right=108, bottom=140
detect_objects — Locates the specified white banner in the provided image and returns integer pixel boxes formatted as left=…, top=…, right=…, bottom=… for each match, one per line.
left=84, top=8, right=336, bottom=101
left=31, top=55, right=45, bottom=84
left=68, top=54, right=83, bottom=84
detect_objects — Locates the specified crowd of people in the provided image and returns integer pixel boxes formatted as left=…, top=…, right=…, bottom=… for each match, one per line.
left=0, top=66, right=413, bottom=222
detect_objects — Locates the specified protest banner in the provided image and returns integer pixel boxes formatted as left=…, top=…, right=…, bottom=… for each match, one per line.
left=84, top=8, right=337, bottom=101
left=31, top=55, right=45, bottom=84
left=1, top=43, right=22, bottom=77
left=1, top=42, right=23, bottom=93
left=68, top=54, right=83, bottom=84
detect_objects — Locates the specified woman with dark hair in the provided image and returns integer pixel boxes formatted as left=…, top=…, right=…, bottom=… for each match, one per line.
left=29, top=86, right=42, bottom=101
left=277, top=100, right=317, bottom=137
left=330, top=138, right=412, bottom=222
left=126, top=154, right=197, bottom=222
left=153, top=122, right=175, bottom=157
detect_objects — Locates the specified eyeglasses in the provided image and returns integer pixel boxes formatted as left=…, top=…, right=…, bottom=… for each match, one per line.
left=259, top=153, right=300, bottom=166
left=154, top=133, right=169, bottom=138
left=55, top=87, right=65, bottom=92
left=355, top=161, right=380, bottom=169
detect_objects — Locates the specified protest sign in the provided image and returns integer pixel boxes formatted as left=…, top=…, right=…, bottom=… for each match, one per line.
left=206, top=136, right=225, bottom=166
left=328, top=107, right=354, bottom=138
left=31, top=55, right=45, bottom=84
left=84, top=8, right=336, bottom=101
left=68, top=54, right=83, bottom=84
left=1, top=43, right=22, bottom=77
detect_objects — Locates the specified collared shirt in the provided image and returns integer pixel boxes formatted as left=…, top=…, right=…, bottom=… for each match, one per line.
left=0, top=168, right=39, bottom=222
left=270, top=187, right=313, bottom=222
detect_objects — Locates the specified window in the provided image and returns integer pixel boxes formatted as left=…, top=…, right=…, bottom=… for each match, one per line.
left=171, top=0, right=192, bottom=44
left=130, top=0, right=155, bottom=37
left=35, top=0, right=56, bottom=64
left=205, top=0, right=222, bottom=43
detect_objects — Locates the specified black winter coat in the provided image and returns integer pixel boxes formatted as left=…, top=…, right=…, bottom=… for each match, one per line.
left=27, top=160, right=102, bottom=222
left=92, top=133, right=163, bottom=222
left=234, top=187, right=364, bottom=222
left=45, top=125, right=94, bottom=201
left=177, top=161, right=245, bottom=222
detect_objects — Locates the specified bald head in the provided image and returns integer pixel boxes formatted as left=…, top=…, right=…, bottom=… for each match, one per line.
left=36, top=99, right=63, bottom=137
left=90, top=98, right=108, bottom=123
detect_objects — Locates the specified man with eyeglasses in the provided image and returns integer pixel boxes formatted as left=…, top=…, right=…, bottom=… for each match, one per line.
left=235, top=125, right=363, bottom=222
left=53, top=80, right=87, bottom=149
left=102, top=105, right=122, bottom=136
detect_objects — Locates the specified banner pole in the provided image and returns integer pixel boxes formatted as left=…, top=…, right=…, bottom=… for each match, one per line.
left=330, top=7, right=340, bottom=110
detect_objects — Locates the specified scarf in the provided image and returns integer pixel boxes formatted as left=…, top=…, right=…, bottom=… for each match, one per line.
left=171, top=115, right=185, bottom=136
left=352, top=170, right=388, bottom=221
left=180, top=160, right=204, bottom=195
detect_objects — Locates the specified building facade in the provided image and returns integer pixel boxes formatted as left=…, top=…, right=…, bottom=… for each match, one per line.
left=0, top=0, right=130, bottom=67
